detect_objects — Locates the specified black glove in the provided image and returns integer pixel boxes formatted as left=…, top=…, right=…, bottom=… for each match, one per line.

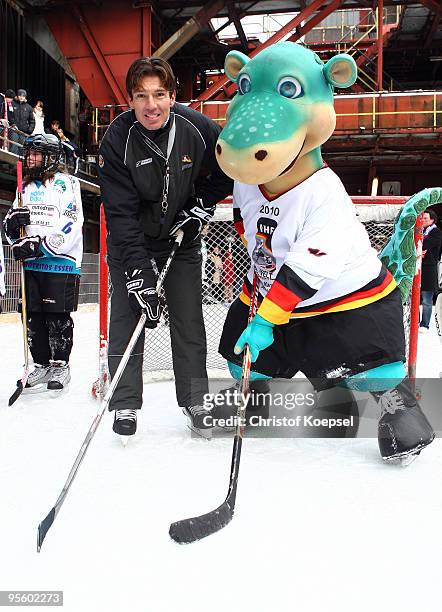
left=3, top=207, right=31, bottom=240
left=11, top=236, right=42, bottom=261
left=125, top=268, right=161, bottom=328
left=169, top=197, right=214, bottom=246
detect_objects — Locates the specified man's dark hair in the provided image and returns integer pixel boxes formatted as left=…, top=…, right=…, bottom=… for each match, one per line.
left=427, top=209, right=438, bottom=223
left=126, top=57, right=176, bottom=98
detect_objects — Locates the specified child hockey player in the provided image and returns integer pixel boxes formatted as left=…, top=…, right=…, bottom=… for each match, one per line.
left=3, top=133, right=83, bottom=392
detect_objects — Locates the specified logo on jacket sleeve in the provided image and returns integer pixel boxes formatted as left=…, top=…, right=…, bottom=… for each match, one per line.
left=136, top=158, right=153, bottom=168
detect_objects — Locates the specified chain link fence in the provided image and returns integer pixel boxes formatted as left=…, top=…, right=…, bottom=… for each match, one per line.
left=1, top=203, right=416, bottom=380
left=141, top=203, right=413, bottom=378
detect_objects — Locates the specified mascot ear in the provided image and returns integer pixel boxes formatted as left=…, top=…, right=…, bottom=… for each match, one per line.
left=323, top=54, right=357, bottom=89
left=225, top=51, right=250, bottom=83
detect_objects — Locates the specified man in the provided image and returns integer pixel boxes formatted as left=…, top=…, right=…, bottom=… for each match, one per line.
left=0, top=89, right=15, bottom=150
left=420, top=209, right=442, bottom=332
left=12, top=89, right=35, bottom=135
left=10, top=89, right=35, bottom=155
left=99, top=57, right=232, bottom=439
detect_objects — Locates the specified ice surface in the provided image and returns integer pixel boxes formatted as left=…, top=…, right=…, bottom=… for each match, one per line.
left=0, top=307, right=441, bottom=612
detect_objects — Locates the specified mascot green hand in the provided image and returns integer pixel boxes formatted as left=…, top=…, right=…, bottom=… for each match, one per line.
left=234, top=314, right=275, bottom=362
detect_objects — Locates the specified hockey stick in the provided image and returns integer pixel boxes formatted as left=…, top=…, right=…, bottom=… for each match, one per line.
left=37, top=230, right=184, bottom=552
left=92, top=205, right=109, bottom=399
left=169, top=273, right=259, bottom=544
left=434, top=292, right=442, bottom=352
left=9, top=159, right=31, bottom=406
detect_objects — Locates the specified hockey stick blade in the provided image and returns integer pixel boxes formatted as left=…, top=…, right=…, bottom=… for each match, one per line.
left=170, top=274, right=258, bottom=545
left=8, top=381, right=24, bottom=407
left=8, top=367, right=30, bottom=406
left=37, top=508, right=55, bottom=552
left=169, top=498, right=233, bottom=544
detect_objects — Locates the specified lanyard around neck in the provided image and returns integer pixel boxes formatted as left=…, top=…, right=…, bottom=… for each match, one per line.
left=136, top=113, right=176, bottom=217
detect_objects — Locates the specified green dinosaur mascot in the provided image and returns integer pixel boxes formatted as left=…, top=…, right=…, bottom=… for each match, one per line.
left=216, top=42, right=437, bottom=464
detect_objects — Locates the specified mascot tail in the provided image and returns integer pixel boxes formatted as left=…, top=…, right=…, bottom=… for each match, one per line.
left=380, top=187, right=442, bottom=301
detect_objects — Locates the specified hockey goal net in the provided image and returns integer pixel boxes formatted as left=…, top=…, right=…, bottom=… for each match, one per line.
left=97, top=196, right=423, bottom=384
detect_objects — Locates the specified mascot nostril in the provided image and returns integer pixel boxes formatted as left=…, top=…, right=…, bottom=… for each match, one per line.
left=216, top=144, right=222, bottom=155
left=255, top=150, right=267, bottom=161
left=217, top=41, right=437, bottom=466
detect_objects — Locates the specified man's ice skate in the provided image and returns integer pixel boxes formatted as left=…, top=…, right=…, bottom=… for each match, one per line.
left=47, top=361, right=71, bottom=392
left=113, top=409, right=137, bottom=445
left=183, top=405, right=213, bottom=439
left=377, top=381, right=435, bottom=466
left=21, top=364, right=52, bottom=394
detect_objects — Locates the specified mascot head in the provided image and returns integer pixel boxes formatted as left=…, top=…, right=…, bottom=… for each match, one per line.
left=215, top=42, right=357, bottom=190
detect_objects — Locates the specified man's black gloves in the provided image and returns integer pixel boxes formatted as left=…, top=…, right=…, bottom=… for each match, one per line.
left=125, top=268, right=161, bottom=328
left=3, top=207, right=31, bottom=240
left=11, top=236, right=42, bottom=261
left=169, top=197, right=214, bottom=246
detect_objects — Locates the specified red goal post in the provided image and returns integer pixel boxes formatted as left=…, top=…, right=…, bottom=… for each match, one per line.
left=96, top=196, right=423, bottom=387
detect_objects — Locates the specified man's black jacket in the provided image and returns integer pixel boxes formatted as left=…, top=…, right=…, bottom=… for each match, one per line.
left=99, top=103, right=233, bottom=271
left=422, top=224, right=442, bottom=292
left=12, top=100, right=35, bottom=134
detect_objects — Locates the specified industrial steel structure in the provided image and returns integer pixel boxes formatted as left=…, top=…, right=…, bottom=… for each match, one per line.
left=1, top=0, right=441, bottom=227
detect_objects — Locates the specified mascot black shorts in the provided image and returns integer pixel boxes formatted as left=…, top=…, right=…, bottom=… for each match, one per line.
left=219, top=286, right=406, bottom=391
left=21, top=270, right=80, bottom=313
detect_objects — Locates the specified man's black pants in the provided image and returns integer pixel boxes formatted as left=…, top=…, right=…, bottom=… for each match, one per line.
left=107, top=241, right=209, bottom=411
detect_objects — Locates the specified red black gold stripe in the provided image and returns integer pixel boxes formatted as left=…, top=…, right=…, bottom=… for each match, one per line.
left=291, top=268, right=396, bottom=318
left=239, top=266, right=396, bottom=325
left=257, top=264, right=317, bottom=325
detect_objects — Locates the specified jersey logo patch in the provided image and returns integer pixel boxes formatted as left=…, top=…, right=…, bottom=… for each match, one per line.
left=63, top=210, right=77, bottom=221
left=136, top=158, right=152, bottom=167
left=252, top=217, right=277, bottom=283
left=308, top=248, right=327, bottom=257
left=54, top=179, right=66, bottom=193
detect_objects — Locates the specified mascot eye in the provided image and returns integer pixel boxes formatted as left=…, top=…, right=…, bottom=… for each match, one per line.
left=277, top=77, right=303, bottom=99
left=238, top=74, right=251, bottom=95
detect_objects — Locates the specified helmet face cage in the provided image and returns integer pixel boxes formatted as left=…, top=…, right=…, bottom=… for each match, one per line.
left=23, top=134, right=63, bottom=179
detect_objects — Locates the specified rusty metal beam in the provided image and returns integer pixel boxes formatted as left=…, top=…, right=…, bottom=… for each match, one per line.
left=228, top=0, right=248, bottom=53
left=420, top=0, right=442, bottom=15
left=154, top=0, right=227, bottom=60
left=222, top=0, right=344, bottom=97
left=191, top=0, right=330, bottom=107
left=71, top=5, right=127, bottom=105
left=142, top=5, right=152, bottom=56
left=287, top=0, right=345, bottom=43
left=147, top=0, right=432, bottom=10
left=377, top=0, right=383, bottom=90
left=424, top=13, right=441, bottom=47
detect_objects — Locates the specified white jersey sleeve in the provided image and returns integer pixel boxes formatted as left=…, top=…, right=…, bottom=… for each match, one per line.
left=282, top=190, right=357, bottom=290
